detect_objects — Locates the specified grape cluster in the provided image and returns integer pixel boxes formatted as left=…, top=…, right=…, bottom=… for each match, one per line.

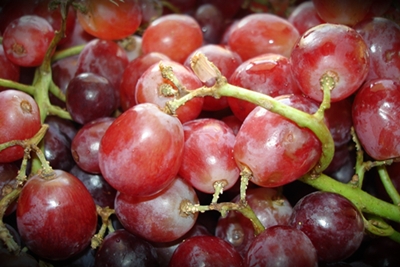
left=0, top=0, right=400, bottom=266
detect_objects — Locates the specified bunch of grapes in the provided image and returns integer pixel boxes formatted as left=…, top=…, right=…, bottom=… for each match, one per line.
left=0, top=0, right=400, bottom=266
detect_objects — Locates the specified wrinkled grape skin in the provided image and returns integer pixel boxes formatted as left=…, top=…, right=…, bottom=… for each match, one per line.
left=2, top=15, right=55, bottom=67
left=94, top=229, right=159, bottom=267
left=227, top=53, right=302, bottom=121
left=99, top=103, right=184, bottom=197
left=234, top=95, right=322, bottom=188
left=77, top=0, right=142, bottom=40
left=135, top=60, right=204, bottom=123
left=16, top=170, right=98, bottom=261
left=244, top=225, right=318, bottom=267
left=228, top=13, right=300, bottom=60
left=0, top=90, right=41, bottom=163
left=352, top=79, right=400, bottom=160
left=354, top=17, right=400, bottom=83
left=289, top=192, right=364, bottom=263
left=168, top=235, right=244, bottom=267
left=142, top=14, right=203, bottom=63
left=216, top=187, right=293, bottom=258
left=178, top=118, right=240, bottom=193
left=290, top=23, right=370, bottom=102
left=115, top=178, right=199, bottom=243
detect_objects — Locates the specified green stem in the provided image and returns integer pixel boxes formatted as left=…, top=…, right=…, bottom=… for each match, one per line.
left=300, top=173, right=400, bottom=222
left=0, top=79, right=35, bottom=95
left=51, top=44, right=86, bottom=62
left=377, top=165, right=400, bottom=205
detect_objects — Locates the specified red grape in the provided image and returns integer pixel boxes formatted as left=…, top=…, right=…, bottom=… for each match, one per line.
left=2, top=15, right=55, bottom=67
left=0, top=46, right=20, bottom=92
left=142, top=14, right=203, bottom=63
left=71, top=117, right=115, bottom=174
left=312, top=0, right=373, bottom=26
left=287, top=1, right=325, bottom=35
left=354, top=17, right=400, bottom=83
left=244, top=225, right=318, bottom=267
left=0, top=90, right=41, bottom=163
left=352, top=78, right=400, bottom=160
left=234, top=94, right=322, bottom=188
left=178, top=118, right=240, bottom=194
left=168, top=235, right=243, bottom=267
left=289, top=191, right=364, bottom=263
left=227, top=13, right=300, bottom=60
left=290, top=23, right=370, bottom=102
left=16, top=169, right=98, bottom=261
left=98, top=103, right=184, bottom=197
left=77, top=0, right=142, bottom=40
left=115, top=177, right=199, bottom=243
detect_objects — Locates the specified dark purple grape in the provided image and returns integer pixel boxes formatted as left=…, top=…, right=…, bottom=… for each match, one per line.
left=70, top=165, right=117, bottom=209
left=0, top=251, right=39, bottom=267
left=289, top=192, right=365, bottom=263
left=244, top=225, right=318, bottom=267
left=194, top=4, right=224, bottom=44
left=43, top=116, right=78, bottom=171
left=66, top=73, right=117, bottom=125
left=94, top=229, right=159, bottom=267
left=168, top=235, right=243, bottom=267
left=71, top=117, right=115, bottom=174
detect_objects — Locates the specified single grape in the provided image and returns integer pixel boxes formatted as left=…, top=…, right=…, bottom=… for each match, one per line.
left=16, top=169, right=98, bottom=261
left=71, top=117, right=115, bottom=173
left=234, top=94, right=322, bottom=188
left=352, top=78, right=400, bottom=160
left=2, top=15, right=55, bottom=67
left=289, top=191, right=364, bottom=263
left=142, top=14, right=203, bottom=63
left=354, top=17, right=400, bottom=83
left=115, top=177, right=199, bottom=243
left=287, top=1, right=325, bottom=35
left=66, top=73, right=118, bottom=125
left=0, top=90, right=41, bottom=163
left=168, top=235, right=244, bottom=267
left=228, top=13, right=300, bottom=60
left=178, top=118, right=240, bottom=193
left=0, top=45, right=20, bottom=91
left=194, top=4, right=224, bottom=44
left=244, top=225, right=318, bottom=267
left=77, top=0, right=142, bottom=40
left=290, top=23, right=370, bottom=102
left=98, top=103, right=184, bottom=197
left=94, top=229, right=159, bottom=267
